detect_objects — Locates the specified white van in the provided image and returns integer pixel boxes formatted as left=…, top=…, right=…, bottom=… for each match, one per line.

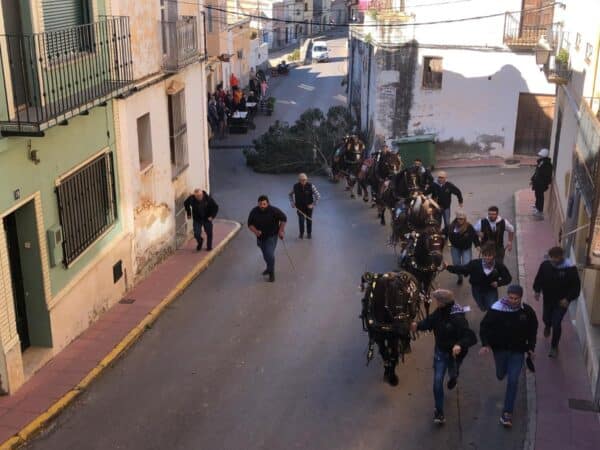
left=312, top=41, right=329, bottom=63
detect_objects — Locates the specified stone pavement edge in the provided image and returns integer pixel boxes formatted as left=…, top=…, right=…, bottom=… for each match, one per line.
left=0, top=219, right=241, bottom=450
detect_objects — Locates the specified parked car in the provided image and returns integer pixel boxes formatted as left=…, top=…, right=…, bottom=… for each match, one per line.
left=312, top=41, right=329, bottom=63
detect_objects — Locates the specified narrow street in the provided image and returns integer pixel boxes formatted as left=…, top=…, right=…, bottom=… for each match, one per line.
left=28, top=35, right=531, bottom=450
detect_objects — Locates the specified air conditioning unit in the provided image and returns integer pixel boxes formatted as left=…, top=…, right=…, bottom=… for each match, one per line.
left=237, top=49, right=244, bottom=59
left=47, top=225, right=63, bottom=267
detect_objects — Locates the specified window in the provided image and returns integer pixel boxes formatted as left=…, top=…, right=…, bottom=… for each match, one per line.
left=585, top=43, right=593, bottom=63
left=168, top=89, right=189, bottom=178
left=137, top=113, right=153, bottom=171
left=422, top=56, right=443, bottom=90
left=56, top=153, right=117, bottom=266
left=207, top=7, right=213, bottom=33
left=575, top=33, right=581, bottom=50
left=304, top=3, right=308, bottom=11
left=43, top=0, right=93, bottom=56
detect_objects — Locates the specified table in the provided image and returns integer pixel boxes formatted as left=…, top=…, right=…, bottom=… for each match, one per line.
left=231, top=111, right=248, bottom=119
left=246, top=102, right=257, bottom=108
left=229, top=111, right=249, bottom=133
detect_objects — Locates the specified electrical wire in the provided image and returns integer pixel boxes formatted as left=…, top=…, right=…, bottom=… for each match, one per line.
left=169, top=0, right=561, bottom=29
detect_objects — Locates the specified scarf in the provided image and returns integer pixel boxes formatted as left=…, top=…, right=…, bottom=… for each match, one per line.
left=492, top=298, right=522, bottom=312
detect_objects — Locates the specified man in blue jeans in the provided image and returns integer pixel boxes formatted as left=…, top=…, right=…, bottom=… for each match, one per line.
left=479, top=285, right=538, bottom=428
left=411, top=289, right=477, bottom=425
left=247, top=195, right=287, bottom=282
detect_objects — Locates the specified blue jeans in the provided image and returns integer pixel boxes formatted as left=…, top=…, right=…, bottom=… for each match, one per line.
left=193, top=219, right=213, bottom=249
left=433, top=348, right=461, bottom=414
left=471, top=285, right=498, bottom=312
left=493, top=351, right=524, bottom=414
left=258, top=235, right=278, bottom=274
left=543, top=301, right=569, bottom=348
left=450, top=247, right=472, bottom=280
left=441, top=208, right=451, bottom=231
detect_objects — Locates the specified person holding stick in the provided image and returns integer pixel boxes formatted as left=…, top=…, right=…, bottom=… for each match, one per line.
left=289, top=173, right=320, bottom=239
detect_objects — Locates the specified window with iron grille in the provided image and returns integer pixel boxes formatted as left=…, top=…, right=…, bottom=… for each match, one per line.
left=168, top=89, right=189, bottom=178
left=42, top=0, right=93, bottom=59
left=56, top=152, right=117, bottom=266
left=422, top=56, right=443, bottom=90
left=585, top=43, right=594, bottom=63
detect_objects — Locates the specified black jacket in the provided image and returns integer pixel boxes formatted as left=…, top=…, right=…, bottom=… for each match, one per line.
left=447, top=259, right=512, bottom=290
left=247, top=205, right=287, bottom=238
left=184, top=192, right=218, bottom=222
left=480, top=302, right=538, bottom=353
left=417, top=303, right=477, bottom=355
left=533, top=259, right=581, bottom=304
left=531, top=157, right=553, bottom=191
left=431, top=181, right=463, bottom=209
left=290, top=182, right=315, bottom=208
left=447, top=222, right=480, bottom=250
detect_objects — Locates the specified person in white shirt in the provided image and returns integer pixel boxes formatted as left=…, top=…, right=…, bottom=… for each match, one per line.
left=474, top=206, right=515, bottom=264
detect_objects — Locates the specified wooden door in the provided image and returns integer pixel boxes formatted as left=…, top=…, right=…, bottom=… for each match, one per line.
left=514, top=93, right=555, bottom=155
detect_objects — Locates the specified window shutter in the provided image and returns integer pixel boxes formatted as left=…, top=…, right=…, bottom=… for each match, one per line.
left=42, top=0, right=88, bottom=32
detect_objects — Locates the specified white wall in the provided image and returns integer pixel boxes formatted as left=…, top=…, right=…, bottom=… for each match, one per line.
left=408, top=47, right=556, bottom=158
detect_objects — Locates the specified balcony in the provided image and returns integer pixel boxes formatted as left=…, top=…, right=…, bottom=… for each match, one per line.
left=161, top=17, right=205, bottom=72
left=503, top=11, right=554, bottom=49
left=0, top=17, right=133, bottom=136
left=545, top=60, right=571, bottom=84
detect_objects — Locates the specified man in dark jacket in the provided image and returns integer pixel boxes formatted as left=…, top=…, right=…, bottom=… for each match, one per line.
left=411, top=289, right=477, bottom=425
left=446, top=242, right=512, bottom=311
left=184, top=189, right=219, bottom=251
left=479, top=285, right=538, bottom=428
left=530, top=148, right=553, bottom=219
left=533, top=246, right=581, bottom=357
left=289, top=173, right=320, bottom=239
left=247, top=195, right=287, bottom=282
left=431, top=171, right=463, bottom=231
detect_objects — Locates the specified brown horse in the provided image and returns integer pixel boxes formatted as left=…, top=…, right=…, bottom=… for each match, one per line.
left=359, top=151, right=403, bottom=205
left=331, top=135, right=366, bottom=198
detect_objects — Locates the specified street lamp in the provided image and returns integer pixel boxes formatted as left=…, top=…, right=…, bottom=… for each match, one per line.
left=536, top=35, right=552, bottom=66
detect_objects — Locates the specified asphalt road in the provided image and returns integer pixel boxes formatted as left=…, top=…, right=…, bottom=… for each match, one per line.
left=28, top=35, right=531, bottom=450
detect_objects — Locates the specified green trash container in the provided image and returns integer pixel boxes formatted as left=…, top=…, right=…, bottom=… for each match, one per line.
left=392, top=134, right=436, bottom=168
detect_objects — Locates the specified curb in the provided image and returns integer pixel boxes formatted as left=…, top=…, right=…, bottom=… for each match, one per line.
left=514, top=192, right=537, bottom=450
left=0, top=220, right=242, bottom=450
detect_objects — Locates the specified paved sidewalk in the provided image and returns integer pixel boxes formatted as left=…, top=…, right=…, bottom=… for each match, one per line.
left=437, top=155, right=538, bottom=169
left=0, top=220, right=240, bottom=449
left=515, top=189, right=600, bottom=450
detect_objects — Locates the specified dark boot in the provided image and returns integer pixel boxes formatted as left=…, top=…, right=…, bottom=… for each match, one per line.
left=268, top=272, right=275, bottom=282
left=384, top=364, right=399, bottom=386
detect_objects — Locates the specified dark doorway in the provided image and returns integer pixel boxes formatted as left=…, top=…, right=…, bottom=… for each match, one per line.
left=514, top=93, right=555, bottom=155
left=1, top=0, right=28, bottom=109
left=3, top=212, right=30, bottom=351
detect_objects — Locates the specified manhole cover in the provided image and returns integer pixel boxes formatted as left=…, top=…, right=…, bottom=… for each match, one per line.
left=119, top=298, right=136, bottom=305
left=568, top=398, right=600, bottom=412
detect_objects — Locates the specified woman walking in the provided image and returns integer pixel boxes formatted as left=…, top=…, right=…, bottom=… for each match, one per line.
left=447, top=211, right=479, bottom=285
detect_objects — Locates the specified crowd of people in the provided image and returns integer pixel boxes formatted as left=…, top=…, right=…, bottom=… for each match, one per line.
left=184, top=144, right=580, bottom=430
left=207, top=71, right=267, bottom=139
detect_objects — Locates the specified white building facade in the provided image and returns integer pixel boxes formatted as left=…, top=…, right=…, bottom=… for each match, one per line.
left=111, top=0, right=210, bottom=280
left=348, top=0, right=557, bottom=159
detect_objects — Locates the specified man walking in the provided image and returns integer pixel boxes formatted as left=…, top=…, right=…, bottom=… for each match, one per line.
left=474, top=206, right=515, bottom=264
left=431, top=171, right=464, bottom=231
left=247, top=195, right=287, bottom=282
left=479, top=285, right=538, bottom=428
left=184, top=189, right=219, bottom=251
left=533, top=246, right=581, bottom=357
left=289, top=173, right=320, bottom=239
left=411, top=289, right=477, bottom=425
left=446, top=242, right=512, bottom=311
left=530, top=148, right=553, bottom=219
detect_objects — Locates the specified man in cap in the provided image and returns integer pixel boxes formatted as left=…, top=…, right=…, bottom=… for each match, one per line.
left=247, top=195, right=287, bottom=282
left=431, top=170, right=464, bottom=231
left=479, top=284, right=538, bottom=428
left=530, top=148, right=553, bottom=219
left=411, top=289, right=477, bottom=425
left=474, top=206, right=515, bottom=264
left=289, top=173, right=320, bottom=239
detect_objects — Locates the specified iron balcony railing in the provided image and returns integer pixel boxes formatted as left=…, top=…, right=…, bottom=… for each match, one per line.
left=503, top=11, right=554, bottom=48
left=161, top=17, right=204, bottom=72
left=0, top=17, right=133, bottom=136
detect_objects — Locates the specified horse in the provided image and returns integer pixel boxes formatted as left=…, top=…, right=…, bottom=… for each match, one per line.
left=360, top=270, right=424, bottom=385
left=331, top=135, right=366, bottom=198
left=358, top=151, right=403, bottom=205
left=398, top=221, right=446, bottom=316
